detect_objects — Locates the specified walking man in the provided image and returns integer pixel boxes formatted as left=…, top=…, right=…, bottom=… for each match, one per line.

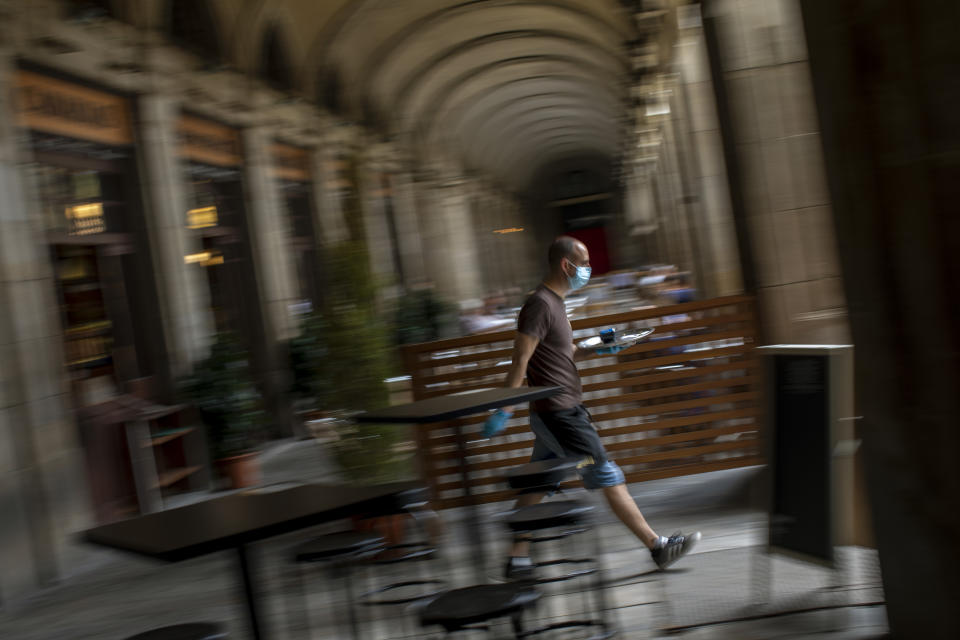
left=484, top=236, right=700, bottom=579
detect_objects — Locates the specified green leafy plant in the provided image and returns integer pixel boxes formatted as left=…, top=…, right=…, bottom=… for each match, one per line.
left=318, top=240, right=392, bottom=411
left=394, top=287, right=455, bottom=346
left=288, top=312, right=329, bottom=411
left=286, top=154, right=414, bottom=483
left=329, top=420, right=415, bottom=485
left=180, top=332, right=266, bottom=460
left=288, top=239, right=412, bottom=483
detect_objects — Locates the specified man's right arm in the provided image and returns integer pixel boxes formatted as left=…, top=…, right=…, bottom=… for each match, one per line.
left=505, top=332, right=539, bottom=389
left=495, top=332, right=539, bottom=418
left=483, top=296, right=545, bottom=438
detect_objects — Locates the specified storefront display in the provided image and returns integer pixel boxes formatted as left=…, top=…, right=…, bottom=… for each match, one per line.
left=15, top=67, right=192, bottom=521
left=17, top=68, right=160, bottom=403
left=178, top=114, right=267, bottom=359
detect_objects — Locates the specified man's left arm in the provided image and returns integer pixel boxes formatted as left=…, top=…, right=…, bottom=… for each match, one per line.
left=572, top=341, right=626, bottom=361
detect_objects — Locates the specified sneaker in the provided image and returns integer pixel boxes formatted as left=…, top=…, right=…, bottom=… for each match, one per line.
left=504, top=557, right=536, bottom=581
left=651, top=531, right=701, bottom=570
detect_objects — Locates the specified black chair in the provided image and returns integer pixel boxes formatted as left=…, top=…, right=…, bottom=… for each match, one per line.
left=292, top=487, right=447, bottom=639
left=502, top=459, right=616, bottom=639
left=123, top=623, right=227, bottom=640
left=292, top=530, right=387, bottom=639
left=355, top=487, right=449, bottom=639
left=419, top=583, right=541, bottom=638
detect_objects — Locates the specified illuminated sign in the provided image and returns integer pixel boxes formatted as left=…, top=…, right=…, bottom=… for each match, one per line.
left=493, top=227, right=524, bottom=234
left=65, top=202, right=105, bottom=235
left=178, top=115, right=242, bottom=167
left=183, top=250, right=224, bottom=267
left=16, top=70, right=133, bottom=145
left=187, top=206, right=218, bottom=229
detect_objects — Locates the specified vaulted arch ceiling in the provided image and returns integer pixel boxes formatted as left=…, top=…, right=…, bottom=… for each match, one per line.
left=137, top=0, right=638, bottom=195
left=308, top=0, right=634, bottom=193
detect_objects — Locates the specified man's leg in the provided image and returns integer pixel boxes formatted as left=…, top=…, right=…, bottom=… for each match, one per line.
left=506, top=412, right=560, bottom=572
left=590, top=465, right=701, bottom=569
left=602, top=483, right=659, bottom=549
left=577, top=457, right=661, bottom=549
left=510, top=491, right=545, bottom=558
left=564, top=406, right=701, bottom=569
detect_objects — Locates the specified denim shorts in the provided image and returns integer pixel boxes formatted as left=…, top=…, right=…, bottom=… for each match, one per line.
left=529, top=405, right=625, bottom=490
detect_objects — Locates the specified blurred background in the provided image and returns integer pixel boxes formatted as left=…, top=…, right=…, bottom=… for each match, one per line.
left=0, top=0, right=957, bottom=638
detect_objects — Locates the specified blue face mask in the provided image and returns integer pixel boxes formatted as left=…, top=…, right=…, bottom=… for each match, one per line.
left=566, top=260, right=592, bottom=290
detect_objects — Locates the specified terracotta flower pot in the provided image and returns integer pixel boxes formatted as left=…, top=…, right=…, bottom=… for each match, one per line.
left=216, top=452, right=260, bottom=489
left=353, top=513, right=408, bottom=547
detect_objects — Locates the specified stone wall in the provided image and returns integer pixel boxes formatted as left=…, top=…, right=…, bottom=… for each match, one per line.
left=705, top=0, right=849, bottom=343
left=0, top=53, right=89, bottom=604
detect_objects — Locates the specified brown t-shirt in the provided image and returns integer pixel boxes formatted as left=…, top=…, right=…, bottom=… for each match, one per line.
left=517, top=285, right=581, bottom=411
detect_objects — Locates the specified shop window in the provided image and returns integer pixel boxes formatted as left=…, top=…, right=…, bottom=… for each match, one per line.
left=31, top=159, right=153, bottom=396
left=182, top=167, right=253, bottom=336
left=18, top=68, right=165, bottom=404
left=31, top=164, right=133, bottom=236
left=57, top=245, right=113, bottom=372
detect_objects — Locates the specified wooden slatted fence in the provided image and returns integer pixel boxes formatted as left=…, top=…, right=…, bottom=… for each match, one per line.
left=401, top=295, right=762, bottom=509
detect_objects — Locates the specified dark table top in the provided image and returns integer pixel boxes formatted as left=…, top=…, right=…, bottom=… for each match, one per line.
left=354, top=386, right=563, bottom=423
left=83, top=481, right=422, bottom=562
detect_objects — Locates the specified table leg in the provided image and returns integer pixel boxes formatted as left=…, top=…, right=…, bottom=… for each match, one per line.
left=237, top=544, right=264, bottom=640
left=452, top=420, right=486, bottom=581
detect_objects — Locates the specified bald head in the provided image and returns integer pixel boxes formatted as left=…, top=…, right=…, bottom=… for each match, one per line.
left=548, top=236, right=587, bottom=270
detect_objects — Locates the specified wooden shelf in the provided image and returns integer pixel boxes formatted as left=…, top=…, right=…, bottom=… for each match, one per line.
left=145, top=427, right=195, bottom=448
left=66, top=354, right=112, bottom=369
left=65, top=324, right=112, bottom=339
left=152, top=466, right=201, bottom=489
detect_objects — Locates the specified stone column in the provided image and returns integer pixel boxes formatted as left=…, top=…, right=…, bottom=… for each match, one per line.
left=242, top=126, right=300, bottom=436
left=703, top=0, right=848, bottom=343
left=242, top=126, right=298, bottom=343
left=0, top=53, right=88, bottom=601
left=356, top=154, right=400, bottom=300
left=800, top=1, right=960, bottom=634
left=417, top=178, right=483, bottom=302
left=137, top=94, right=214, bottom=376
left=309, top=143, right=349, bottom=247
left=469, top=188, right=496, bottom=292
left=482, top=189, right=541, bottom=294
left=388, top=168, right=428, bottom=286
left=674, top=8, right=744, bottom=297
left=413, top=178, right=445, bottom=290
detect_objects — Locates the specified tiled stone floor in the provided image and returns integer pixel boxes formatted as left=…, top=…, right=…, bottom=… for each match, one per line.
left=0, top=443, right=887, bottom=639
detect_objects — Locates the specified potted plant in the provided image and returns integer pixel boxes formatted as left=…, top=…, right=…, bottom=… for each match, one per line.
left=289, top=311, right=331, bottom=423
left=292, top=238, right=416, bottom=543
left=394, top=286, right=456, bottom=346
left=313, top=241, right=411, bottom=472
left=181, top=332, right=266, bottom=489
